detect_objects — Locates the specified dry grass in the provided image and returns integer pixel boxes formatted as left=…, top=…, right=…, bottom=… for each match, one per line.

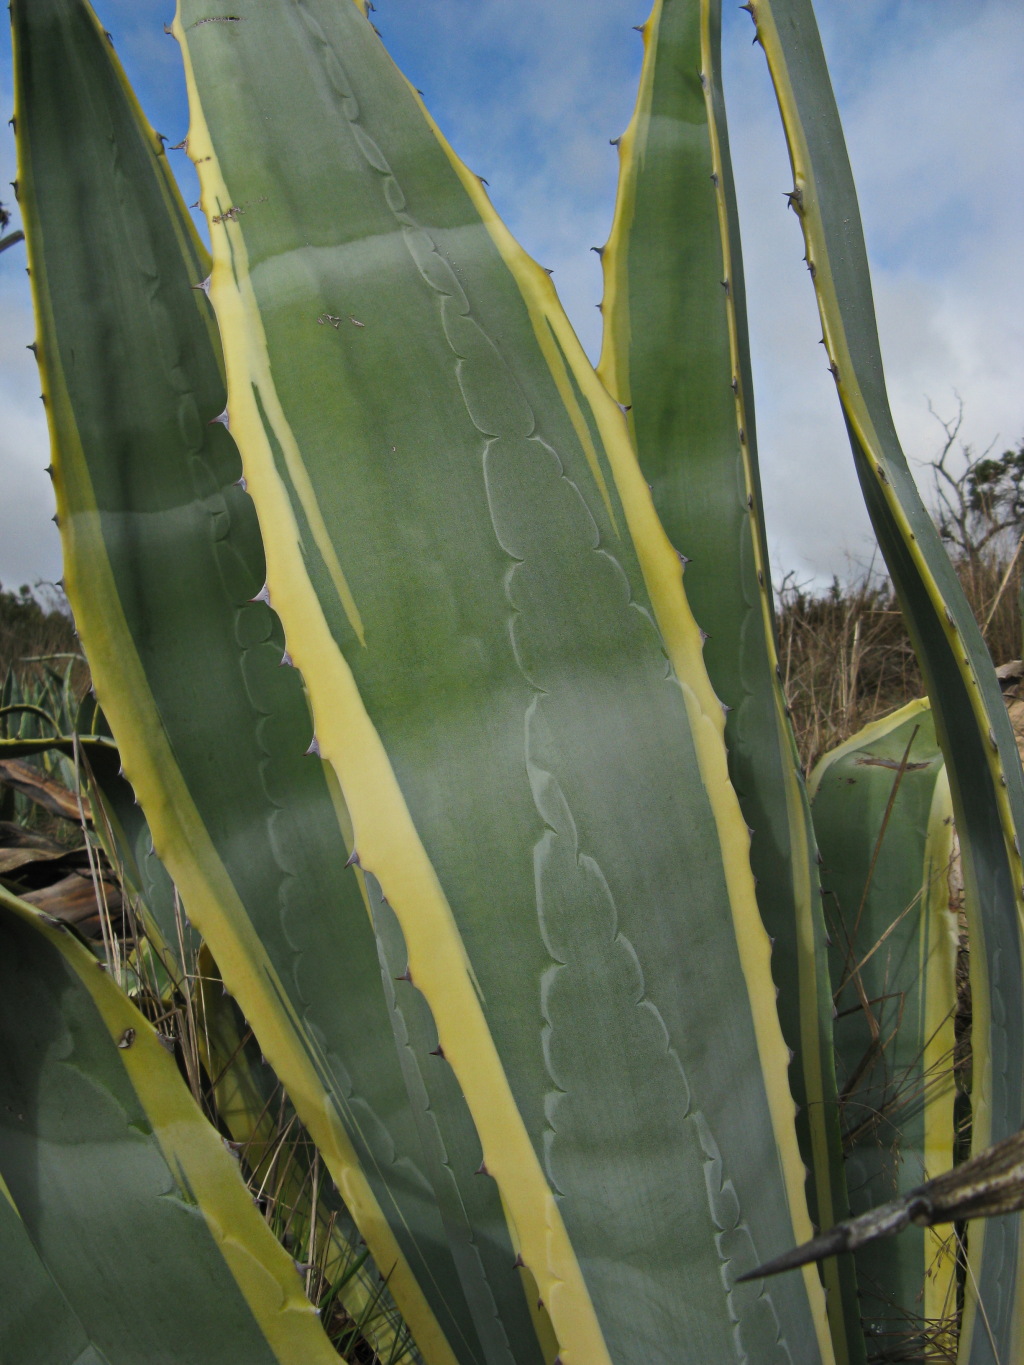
left=777, top=545, right=1023, bottom=774
left=0, top=580, right=86, bottom=693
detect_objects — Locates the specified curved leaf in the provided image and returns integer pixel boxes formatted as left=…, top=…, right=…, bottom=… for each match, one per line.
left=596, top=3, right=859, bottom=1356
left=176, top=1, right=834, bottom=1360
left=750, top=2, right=1024, bottom=1354
left=0, top=1182, right=108, bottom=1365
left=0, top=888, right=337, bottom=1365
left=11, top=2, right=514, bottom=1359
left=811, top=701, right=959, bottom=1350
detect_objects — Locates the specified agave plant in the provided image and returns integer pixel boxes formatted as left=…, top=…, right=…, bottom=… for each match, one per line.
left=3, top=0, right=1022, bottom=1362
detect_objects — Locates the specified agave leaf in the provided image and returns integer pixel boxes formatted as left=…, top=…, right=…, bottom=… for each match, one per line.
left=12, top=2, right=520, bottom=1359
left=810, top=701, right=959, bottom=1345
left=0, top=888, right=338, bottom=1365
left=750, top=2, right=1024, bottom=1353
left=1, top=724, right=414, bottom=1358
left=0, top=1180, right=108, bottom=1365
left=195, top=947, right=418, bottom=1364
left=176, top=1, right=835, bottom=1360
left=596, top=3, right=860, bottom=1357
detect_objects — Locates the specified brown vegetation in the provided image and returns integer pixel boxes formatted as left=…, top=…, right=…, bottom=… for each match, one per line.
left=780, top=416, right=1024, bottom=772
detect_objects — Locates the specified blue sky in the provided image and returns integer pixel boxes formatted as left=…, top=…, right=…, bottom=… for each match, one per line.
left=2, top=0, right=1021, bottom=591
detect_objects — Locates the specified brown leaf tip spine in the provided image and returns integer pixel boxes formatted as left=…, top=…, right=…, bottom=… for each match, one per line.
left=475, top=1160, right=489, bottom=1176
left=513, top=1253, right=525, bottom=1268
left=344, top=849, right=360, bottom=868
left=429, top=1044, right=445, bottom=1058
left=396, top=966, right=413, bottom=984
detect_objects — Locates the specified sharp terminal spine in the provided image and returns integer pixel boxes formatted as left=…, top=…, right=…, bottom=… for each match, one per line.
left=396, top=966, right=413, bottom=983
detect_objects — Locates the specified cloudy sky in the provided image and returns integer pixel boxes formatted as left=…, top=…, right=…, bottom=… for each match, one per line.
left=1, top=0, right=1020, bottom=593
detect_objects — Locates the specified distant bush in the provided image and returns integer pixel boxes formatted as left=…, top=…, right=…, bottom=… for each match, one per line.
left=0, top=580, right=85, bottom=692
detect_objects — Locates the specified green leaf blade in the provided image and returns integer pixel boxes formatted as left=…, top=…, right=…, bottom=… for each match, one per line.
left=11, top=2, right=503, bottom=1358
left=178, top=2, right=835, bottom=1360
left=597, top=4, right=860, bottom=1357
left=0, top=1183, right=109, bottom=1365
left=811, top=702, right=959, bottom=1350
left=0, top=891, right=338, bottom=1365
left=752, top=3, right=1024, bottom=1354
